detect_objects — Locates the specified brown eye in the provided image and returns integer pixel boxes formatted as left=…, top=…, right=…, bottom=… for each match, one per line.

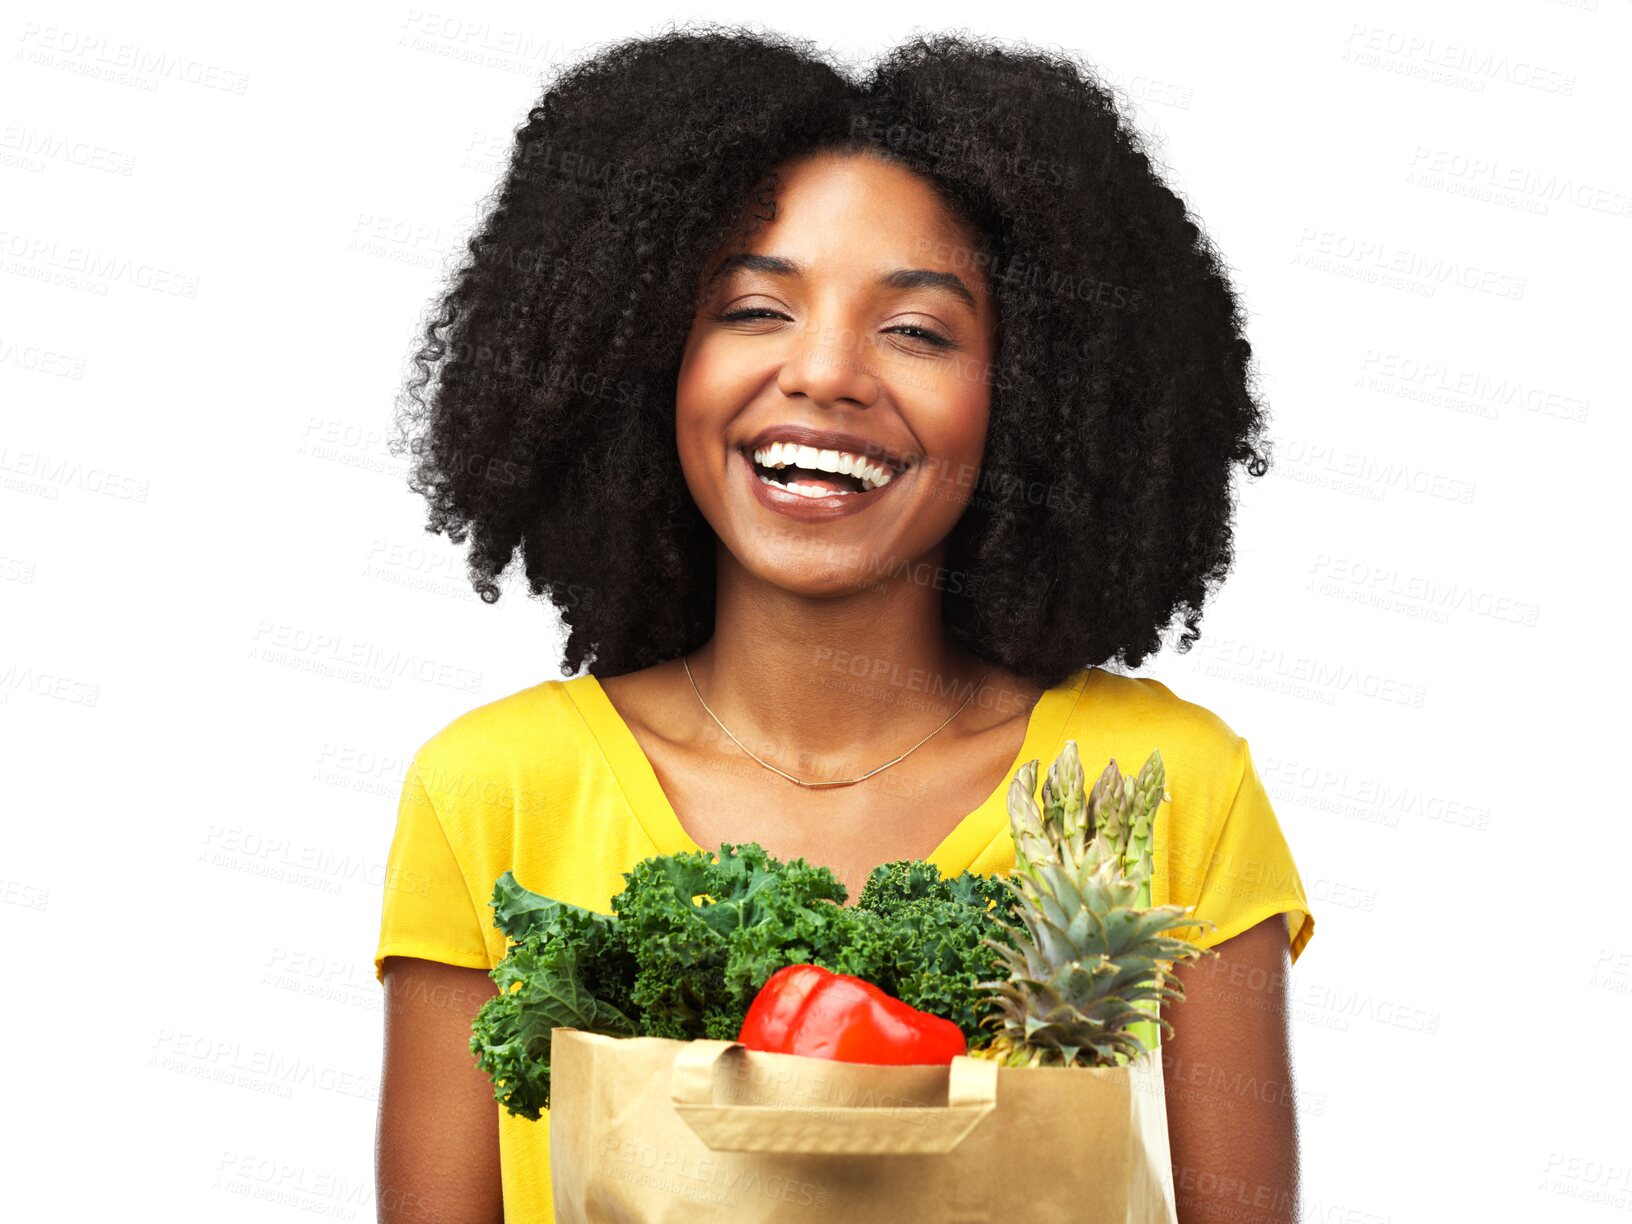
left=714, top=308, right=789, bottom=323
left=885, top=324, right=953, bottom=349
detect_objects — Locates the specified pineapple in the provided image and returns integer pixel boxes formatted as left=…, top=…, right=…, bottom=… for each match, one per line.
left=969, top=741, right=1216, bottom=1068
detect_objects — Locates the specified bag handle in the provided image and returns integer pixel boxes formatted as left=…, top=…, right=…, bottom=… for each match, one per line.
left=670, top=1039, right=998, bottom=1155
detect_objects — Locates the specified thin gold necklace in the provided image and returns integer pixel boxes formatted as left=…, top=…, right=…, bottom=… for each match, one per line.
left=681, top=655, right=994, bottom=788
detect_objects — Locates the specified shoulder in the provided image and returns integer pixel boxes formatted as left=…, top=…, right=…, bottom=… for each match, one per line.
left=413, top=676, right=571, bottom=760
left=1071, top=668, right=1253, bottom=824
left=1078, top=668, right=1244, bottom=758
left=407, top=676, right=597, bottom=824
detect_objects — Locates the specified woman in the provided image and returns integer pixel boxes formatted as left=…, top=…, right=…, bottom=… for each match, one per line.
left=375, top=26, right=1314, bottom=1223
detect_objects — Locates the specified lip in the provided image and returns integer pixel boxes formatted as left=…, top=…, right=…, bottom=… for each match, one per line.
left=735, top=445, right=904, bottom=521
left=741, top=425, right=913, bottom=475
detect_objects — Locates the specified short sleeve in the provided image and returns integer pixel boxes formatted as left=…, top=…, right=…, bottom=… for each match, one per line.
left=1181, top=736, right=1314, bottom=964
left=373, top=755, right=492, bottom=983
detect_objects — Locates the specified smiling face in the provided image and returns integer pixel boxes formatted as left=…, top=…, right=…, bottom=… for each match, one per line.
left=675, top=148, right=998, bottom=593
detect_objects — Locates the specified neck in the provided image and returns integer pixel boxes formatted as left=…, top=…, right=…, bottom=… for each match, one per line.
left=686, top=544, right=999, bottom=779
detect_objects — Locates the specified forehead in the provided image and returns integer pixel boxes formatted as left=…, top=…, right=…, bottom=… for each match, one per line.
left=718, top=150, right=984, bottom=276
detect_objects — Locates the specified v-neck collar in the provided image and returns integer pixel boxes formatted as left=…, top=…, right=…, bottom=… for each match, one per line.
left=564, top=666, right=1097, bottom=879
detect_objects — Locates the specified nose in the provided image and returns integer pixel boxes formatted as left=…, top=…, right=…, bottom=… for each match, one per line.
left=774, top=315, right=881, bottom=410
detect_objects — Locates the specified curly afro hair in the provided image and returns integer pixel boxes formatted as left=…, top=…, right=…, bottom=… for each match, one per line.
left=391, top=22, right=1272, bottom=692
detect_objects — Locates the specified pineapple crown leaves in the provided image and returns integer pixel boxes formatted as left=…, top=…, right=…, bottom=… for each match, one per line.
left=978, top=740, right=1219, bottom=1068
left=974, top=891, right=1214, bottom=1063
left=976, top=857, right=1207, bottom=999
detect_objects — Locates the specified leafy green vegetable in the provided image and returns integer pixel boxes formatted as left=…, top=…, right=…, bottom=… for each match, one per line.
left=469, top=842, right=1019, bottom=1118
left=613, top=842, right=853, bottom=1041
left=844, top=860, right=1021, bottom=1036
left=468, top=878, right=640, bottom=1121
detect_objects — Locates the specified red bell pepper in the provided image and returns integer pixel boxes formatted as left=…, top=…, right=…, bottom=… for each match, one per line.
left=737, top=963, right=967, bottom=1065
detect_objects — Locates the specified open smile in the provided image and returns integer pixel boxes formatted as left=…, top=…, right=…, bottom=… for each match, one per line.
left=734, top=445, right=906, bottom=521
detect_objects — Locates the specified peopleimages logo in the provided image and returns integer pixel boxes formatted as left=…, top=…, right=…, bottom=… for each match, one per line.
left=1340, top=25, right=1577, bottom=96
left=0, top=228, right=201, bottom=297
left=247, top=621, right=482, bottom=693
left=1291, top=228, right=1526, bottom=302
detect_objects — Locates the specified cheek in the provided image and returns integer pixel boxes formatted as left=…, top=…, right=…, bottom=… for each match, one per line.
left=923, top=446, right=984, bottom=514
left=676, top=328, right=753, bottom=424
left=674, top=352, right=726, bottom=457
left=917, top=396, right=991, bottom=509
left=673, top=344, right=749, bottom=519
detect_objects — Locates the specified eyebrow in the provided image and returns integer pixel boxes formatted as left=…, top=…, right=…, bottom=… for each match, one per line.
left=705, top=252, right=979, bottom=316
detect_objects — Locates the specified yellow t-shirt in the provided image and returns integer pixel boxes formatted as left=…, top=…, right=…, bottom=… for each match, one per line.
left=374, top=665, right=1315, bottom=1221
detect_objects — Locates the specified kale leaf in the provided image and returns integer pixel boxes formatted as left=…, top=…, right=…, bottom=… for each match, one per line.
left=842, top=859, right=1022, bottom=1035
left=468, top=844, right=1016, bottom=1117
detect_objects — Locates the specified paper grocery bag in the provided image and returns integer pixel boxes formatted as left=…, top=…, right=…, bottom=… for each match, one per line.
left=550, top=1027, right=1178, bottom=1223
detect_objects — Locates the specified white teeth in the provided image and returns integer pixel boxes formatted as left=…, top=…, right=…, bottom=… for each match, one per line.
left=758, top=475, right=856, bottom=498
left=750, top=441, right=895, bottom=491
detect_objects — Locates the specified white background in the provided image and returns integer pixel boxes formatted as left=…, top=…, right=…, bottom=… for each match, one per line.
left=4, top=2, right=1628, bottom=1220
